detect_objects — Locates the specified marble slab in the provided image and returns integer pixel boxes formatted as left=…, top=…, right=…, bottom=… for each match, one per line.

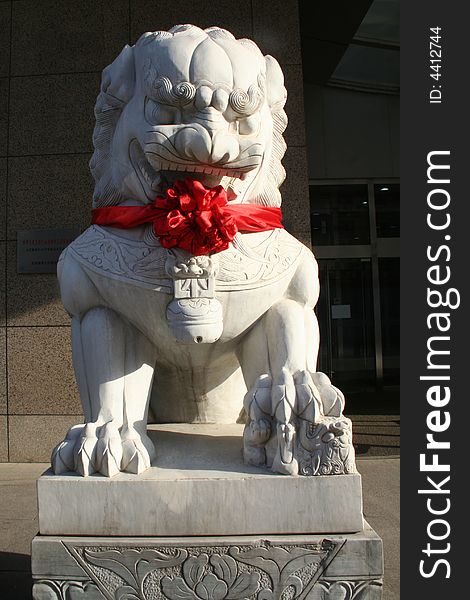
left=32, top=524, right=383, bottom=600
left=37, top=423, right=364, bottom=536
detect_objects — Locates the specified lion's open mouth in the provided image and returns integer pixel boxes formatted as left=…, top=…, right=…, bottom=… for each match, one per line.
left=129, top=139, right=248, bottom=198
left=149, top=160, right=247, bottom=179
left=159, top=169, right=243, bottom=191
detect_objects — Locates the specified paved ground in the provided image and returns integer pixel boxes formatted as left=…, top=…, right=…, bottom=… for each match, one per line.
left=347, top=389, right=401, bottom=458
left=0, top=463, right=43, bottom=598
left=358, top=457, right=400, bottom=600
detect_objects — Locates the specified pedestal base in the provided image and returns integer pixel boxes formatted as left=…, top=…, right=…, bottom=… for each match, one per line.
left=32, top=524, right=383, bottom=599
left=38, top=424, right=364, bottom=536
left=33, top=424, right=382, bottom=598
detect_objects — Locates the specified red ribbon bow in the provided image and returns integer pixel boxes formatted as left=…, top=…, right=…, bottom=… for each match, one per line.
left=153, top=179, right=238, bottom=255
left=92, top=179, right=283, bottom=256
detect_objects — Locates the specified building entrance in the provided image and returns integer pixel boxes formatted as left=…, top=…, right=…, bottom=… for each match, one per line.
left=310, top=181, right=399, bottom=392
left=316, top=257, right=376, bottom=392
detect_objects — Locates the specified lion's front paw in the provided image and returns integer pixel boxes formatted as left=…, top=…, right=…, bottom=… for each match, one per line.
left=121, top=427, right=156, bottom=474
left=310, top=372, right=345, bottom=417
left=51, top=422, right=156, bottom=477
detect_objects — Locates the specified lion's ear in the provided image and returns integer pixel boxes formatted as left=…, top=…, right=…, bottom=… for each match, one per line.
left=265, top=55, right=287, bottom=111
left=101, top=44, right=135, bottom=104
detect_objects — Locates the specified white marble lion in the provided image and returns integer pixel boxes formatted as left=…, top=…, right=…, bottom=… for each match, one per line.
left=51, top=25, right=354, bottom=478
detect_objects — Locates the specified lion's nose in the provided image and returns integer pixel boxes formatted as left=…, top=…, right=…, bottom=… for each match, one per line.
left=176, top=127, right=212, bottom=163
left=174, top=117, right=240, bottom=165
left=209, top=132, right=239, bottom=163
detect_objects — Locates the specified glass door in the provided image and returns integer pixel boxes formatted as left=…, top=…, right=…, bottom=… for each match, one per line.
left=316, top=258, right=376, bottom=393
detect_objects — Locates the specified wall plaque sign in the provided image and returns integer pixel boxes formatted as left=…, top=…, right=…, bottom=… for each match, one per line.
left=17, top=228, right=80, bottom=274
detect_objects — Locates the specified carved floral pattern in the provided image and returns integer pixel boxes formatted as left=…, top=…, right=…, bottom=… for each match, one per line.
left=229, top=541, right=338, bottom=600
left=161, top=553, right=260, bottom=600
left=78, top=547, right=188, bottom=599
left=305, top=579, right=383, bottom=600
left=32, top=580, right=104, bottom=600
left=49, top=540, right=363, bottom=600
left=33, top=577, right=383, bottom=600
left=69, top=226, right=170, bottom=290
left=217, top=231, right=303, bottom=289
left=68, top=226, right=303, bottom=292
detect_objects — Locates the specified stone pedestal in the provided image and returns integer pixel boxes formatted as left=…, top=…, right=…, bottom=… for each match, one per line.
left=38, top=424, right=364, bottom=536
left=32, top=528, right=383, bottom=600
left=32, top=425, right=383, bottom=599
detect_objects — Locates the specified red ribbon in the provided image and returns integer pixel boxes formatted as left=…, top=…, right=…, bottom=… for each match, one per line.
left=92, top=179, right=283, bottom=256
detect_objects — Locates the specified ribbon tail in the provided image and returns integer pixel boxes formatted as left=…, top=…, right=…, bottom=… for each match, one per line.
left=224, top=205, right=284, bottom=232
left=92, top=205, right=159, bottom=228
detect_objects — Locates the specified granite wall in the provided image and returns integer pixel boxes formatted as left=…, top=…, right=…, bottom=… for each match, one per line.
left=0, top=0, right=310, bottom=462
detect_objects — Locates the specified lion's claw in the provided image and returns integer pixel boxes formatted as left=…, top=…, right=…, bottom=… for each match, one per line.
left=95, top=422, right=122, bottom=477
left=121, top=429, right=154, bottom=474
left=248, top=418, right=271, bottom=445
left=51, top=424, right=84, bottom=474
left=311, top=372, right=345, bottom=416
left=271, top=422, right=298, bottom=476
left=51, top=422, right=156, bottom=477
left=74, top=423, right=99, bottom=476
left=121, top=442, right=151, bottom=474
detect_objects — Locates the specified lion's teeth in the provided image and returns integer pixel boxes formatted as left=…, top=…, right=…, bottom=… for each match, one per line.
left=140, top=156, right=250, bottom=182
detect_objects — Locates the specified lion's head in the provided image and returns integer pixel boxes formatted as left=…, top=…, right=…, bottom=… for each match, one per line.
left=90, top=25, right=287, bottom=209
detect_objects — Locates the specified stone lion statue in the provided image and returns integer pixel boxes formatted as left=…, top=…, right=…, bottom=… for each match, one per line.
left=51, top=25, right=356, bottom=477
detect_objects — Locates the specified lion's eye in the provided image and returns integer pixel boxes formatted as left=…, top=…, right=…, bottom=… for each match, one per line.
left=238, top=114, right=260, bottom=136
left=144, top=98, right=179, bottom=125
